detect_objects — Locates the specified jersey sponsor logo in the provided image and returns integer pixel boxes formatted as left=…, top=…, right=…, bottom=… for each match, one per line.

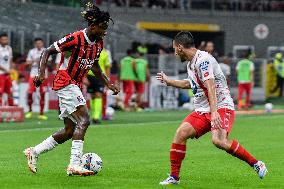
left=199, top=61, right=209, bottom=71
left=77, top=57, right=94, bottom=69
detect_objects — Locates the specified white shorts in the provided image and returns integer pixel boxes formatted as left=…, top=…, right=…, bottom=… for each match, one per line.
left=56, top=84, right=86, bottom=122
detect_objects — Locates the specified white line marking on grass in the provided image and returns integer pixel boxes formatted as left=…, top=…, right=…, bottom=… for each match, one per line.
left=0, top=120, right=180, bottom=133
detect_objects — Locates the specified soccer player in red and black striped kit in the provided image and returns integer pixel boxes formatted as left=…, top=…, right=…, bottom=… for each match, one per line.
left=23, top=3, right=119, bottom=176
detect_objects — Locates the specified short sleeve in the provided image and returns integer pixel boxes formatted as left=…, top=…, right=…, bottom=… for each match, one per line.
left=26, top=50, right=33, bottom=61
left=53, top=33, right=77, bottom=53
left=197, top=59, right=214, bottom=82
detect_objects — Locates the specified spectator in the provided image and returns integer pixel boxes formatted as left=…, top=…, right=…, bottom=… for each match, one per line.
left=119, top=49, right=136, bottom=110
left=236, top=52, right=255, bottom=110
left=205, top=41, right=218, bottom=58
left=273, top=53, right=284, bottom=97
left=25, top=38, right=51, bottom=120
left=0, top=33, right=14, bottom=106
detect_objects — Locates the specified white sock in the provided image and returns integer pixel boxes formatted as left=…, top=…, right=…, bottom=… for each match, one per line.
left=33, top=136, right=58, bottom=155
left=70, top=140, right=84, bottom=166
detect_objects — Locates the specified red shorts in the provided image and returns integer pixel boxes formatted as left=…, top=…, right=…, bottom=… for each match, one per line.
left=122, top=80, right=134, bottom=94
left=0, top=74, right=12, bottom=94
left=134, top=81, right=145, bottom=94
left=183, top=108, right=235, bottom=138
left=28, top=77, right=47, bottom=94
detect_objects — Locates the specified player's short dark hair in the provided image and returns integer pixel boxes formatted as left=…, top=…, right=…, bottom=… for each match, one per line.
left=0, top=32, right=8, bottom=38
left=81, top=2, right=113, bottom=27
left=174, top=31, right=195, bottom=48
left=34, top=37, right=43, bottom=42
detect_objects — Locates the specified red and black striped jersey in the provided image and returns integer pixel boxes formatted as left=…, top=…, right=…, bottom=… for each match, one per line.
left=53, top=28, right=103, bottom=90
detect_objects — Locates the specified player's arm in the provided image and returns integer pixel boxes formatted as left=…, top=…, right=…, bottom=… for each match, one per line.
left=203, top=79, right=222, bottom=129
left=91, top=61, right=120, bottom=95
left=200, top=59, right=222, bottom=129
left=0, top=65, right=8, bottom=72
left=34, top=45, right=58, bottom=87
left=132, top=60, right=139, bottom=79
left=156, top=71, right=190, bottom=89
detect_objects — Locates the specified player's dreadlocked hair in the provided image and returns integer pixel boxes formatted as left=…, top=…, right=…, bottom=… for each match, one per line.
left=81, top=2, right=113, bottom=27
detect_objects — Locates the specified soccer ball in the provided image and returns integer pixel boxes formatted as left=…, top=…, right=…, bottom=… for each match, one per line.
left=264, top=103, right=273, bottom=113
left=82, top=153, right=103, bottom=174
left=106, top=107, right=115, bottom=117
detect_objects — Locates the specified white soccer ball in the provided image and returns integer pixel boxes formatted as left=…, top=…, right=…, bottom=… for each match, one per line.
left=106, top=107, right=115, bottom=117
left=264, top=103, right=273, bottom=113
left=82, top=153, right=103, bottom=174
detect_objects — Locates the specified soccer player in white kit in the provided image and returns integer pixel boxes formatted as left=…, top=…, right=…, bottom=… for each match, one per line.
left=0, top=33, right=14, bottom=106
left=25, top=38, right=50, bottom=120
left=156, top=31, right=267, bottom=185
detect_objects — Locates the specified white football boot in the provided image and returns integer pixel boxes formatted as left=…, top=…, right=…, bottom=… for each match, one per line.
left=23, top=147, right=38, bottom=173
left=66, top=164, right=94, bottom=176
left=254, top=161, right=268, bottom=179
left=159, top=174, right=180, bottom=185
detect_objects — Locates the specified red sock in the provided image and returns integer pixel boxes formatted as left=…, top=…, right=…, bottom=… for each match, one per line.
left=227, top=140, right=258, bottom=167
left=170, top=143, right=186, bottom=179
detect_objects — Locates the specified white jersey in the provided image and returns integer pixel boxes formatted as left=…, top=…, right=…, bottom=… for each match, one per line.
left=0, top=45, right=13, bottom=75
left=186, top=50, right=234, bottom=113
left=26, top=48, right=50, bottom=77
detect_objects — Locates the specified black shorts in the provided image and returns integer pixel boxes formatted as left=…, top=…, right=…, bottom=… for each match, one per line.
left=86, top=75, right=104, bottom=93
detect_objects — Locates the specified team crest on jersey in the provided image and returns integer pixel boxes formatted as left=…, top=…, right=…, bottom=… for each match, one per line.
left=199, top=61, right=209, bottom=71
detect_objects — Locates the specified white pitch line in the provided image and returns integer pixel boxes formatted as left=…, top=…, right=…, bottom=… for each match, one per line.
left=0, top=120, right=180, bottom=133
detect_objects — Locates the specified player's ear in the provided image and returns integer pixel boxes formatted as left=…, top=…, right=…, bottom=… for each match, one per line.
left=177, top=44, right=183, bottom=52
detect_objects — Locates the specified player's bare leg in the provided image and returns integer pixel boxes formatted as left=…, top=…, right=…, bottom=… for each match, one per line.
left=160, top=122, right=196, bottom=185
left=211, top=129, right=268, bottom=179
left=66, top=105, right=94, bottom=176
left=23, top=118, right=75, bottom=173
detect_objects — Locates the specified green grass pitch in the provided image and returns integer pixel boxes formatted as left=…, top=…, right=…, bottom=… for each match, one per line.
left=0, top=110, right=283, bottom=189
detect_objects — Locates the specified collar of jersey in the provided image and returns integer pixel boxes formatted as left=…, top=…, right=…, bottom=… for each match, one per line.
left=83, top=28, right=96, bottom=45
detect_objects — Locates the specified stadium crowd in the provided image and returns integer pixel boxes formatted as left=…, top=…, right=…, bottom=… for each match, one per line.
left=15, top=0, right=284, bottom=12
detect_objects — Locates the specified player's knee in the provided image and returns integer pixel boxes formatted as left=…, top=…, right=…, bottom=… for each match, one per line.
left=175, top=126, right=194, bottom=142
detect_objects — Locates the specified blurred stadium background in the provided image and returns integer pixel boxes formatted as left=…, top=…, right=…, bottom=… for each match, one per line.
left=0, top=1, right=284, bottom=188
left=1, top=0, right=284, bottom=115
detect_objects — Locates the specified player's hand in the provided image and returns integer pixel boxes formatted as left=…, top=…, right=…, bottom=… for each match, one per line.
left=211, top=111, right=223, bottom=130
left=107, top=83, right=120, bottom=95
left=156, top=71, right=169, bottom=85
left=33, top=75, right=44, bottom=87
